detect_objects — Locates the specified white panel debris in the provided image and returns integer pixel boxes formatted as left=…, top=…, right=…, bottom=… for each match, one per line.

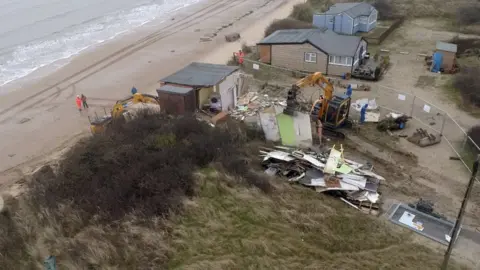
left=261, top=145, right=384, bottom=215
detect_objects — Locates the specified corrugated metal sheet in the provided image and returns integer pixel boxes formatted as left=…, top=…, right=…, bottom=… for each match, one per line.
left=258, top=29, right=361, bottom=56
left=160, top=62, right=239, bottom=87
left=436, top=41, right=458, bottom=53
left=324, top=2, right=374, bottom=17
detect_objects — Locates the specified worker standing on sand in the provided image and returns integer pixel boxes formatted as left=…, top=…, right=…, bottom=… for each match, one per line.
left=131, top=86, right=138, bottom=95
left=235, top=50, right=244, bottom=65
left=75, top=95, right=82, bottom=112
left=81, top=94, right=89, bottom=109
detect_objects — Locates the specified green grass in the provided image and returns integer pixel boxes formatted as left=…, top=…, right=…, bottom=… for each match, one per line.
left=442, top=76, right=480, bottom=118
left=442, top=77, right=461, bottom=101
left=457, top=136, right=480, bottom=167
left=0, top=163, right=469, bottom=269
left=307, top=0, right=334, bottom=13
left=167, top=169, right=466, bottom=270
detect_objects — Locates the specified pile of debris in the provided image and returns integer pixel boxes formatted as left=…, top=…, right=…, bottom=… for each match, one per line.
left=261, top=145, right=384, bottom=215
left=377, top=112, right=410, bottom=131
left=230, top=91, right=287, bottom=121
left=407, top=128, right=441, bottom=147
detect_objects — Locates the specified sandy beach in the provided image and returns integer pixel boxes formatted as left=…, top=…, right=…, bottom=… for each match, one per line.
left=0, top=0, right=304, bottom=185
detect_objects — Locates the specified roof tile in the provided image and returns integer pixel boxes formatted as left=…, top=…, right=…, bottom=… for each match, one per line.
left=258, top=29, right=362, bottom=56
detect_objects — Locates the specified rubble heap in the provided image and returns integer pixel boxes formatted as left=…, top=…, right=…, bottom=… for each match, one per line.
left=407, top=128, right=441, bottom=147
left=377, top=112, right=411, bottom=131
left=261, top=145, right=384, bottom=215
left=230, top=91, right=287, bottom=121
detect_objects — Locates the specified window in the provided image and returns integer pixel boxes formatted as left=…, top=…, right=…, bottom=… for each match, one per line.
left=305, top=52, right=317, bottom=63
left=359, top=16, right=368, bottom=24
left=353, top=18, right=359, bottom=26
left=347, top=57, right=353, bottom=65
left=329, top=55, right=353, bottom=66
left=369, top=11, right=377, bottom=24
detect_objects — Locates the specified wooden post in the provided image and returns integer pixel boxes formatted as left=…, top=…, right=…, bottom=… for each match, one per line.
left=441, top=155, right=480, bottom=270
left=317, top=120, right=323, bottom=146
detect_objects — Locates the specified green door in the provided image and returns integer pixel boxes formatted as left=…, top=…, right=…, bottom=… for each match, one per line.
left=276, top=113, right=296, bottom=146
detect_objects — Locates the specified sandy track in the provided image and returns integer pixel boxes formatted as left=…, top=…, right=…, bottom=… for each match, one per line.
left=0, top=0, right=244, bottom=123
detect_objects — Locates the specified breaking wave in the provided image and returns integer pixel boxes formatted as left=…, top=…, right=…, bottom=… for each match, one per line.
left=0, top=0, right=201, bottom=87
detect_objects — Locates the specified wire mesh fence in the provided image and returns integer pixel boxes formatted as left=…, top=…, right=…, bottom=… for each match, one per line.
left=236, top=58, right=480, bottom=175
left=241, top=58, right=310, bottom=80
left=375, top=85, right=480, bottom=175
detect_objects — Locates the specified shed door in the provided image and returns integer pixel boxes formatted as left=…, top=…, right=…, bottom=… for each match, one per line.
left=164, top=95, right=185, bottom=114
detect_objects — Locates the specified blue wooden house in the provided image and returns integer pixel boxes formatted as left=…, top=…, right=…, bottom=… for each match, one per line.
left=313, top=3, right=378, bottom=35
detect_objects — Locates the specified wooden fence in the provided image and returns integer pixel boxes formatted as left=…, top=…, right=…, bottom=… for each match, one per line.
left=363, top=18, right=405, bottom=45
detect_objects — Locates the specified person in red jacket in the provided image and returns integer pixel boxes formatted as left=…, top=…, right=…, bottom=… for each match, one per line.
left=75, top=95, right=82, bottom=112
left=235, top=50, right=244, bottom=65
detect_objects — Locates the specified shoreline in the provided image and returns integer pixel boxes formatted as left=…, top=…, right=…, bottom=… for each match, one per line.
left=0, top=0, right=303, bottom=184
left=0, top=0, right=202, bottom=95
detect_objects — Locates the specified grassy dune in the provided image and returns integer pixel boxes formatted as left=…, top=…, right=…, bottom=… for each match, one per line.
left=0, top=115, right=467, bottom=269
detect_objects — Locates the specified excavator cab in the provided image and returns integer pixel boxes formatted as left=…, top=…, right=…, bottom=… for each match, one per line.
left=322, top=94, right=351, bottom=128
left=284, top=72, right=352, bottom=138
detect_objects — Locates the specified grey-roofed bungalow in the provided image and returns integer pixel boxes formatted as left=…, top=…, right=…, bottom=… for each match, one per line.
left=313, top=2, right=378, bottom=35
left=257, top=28, right=368, bottom=76
left=158, top=62, right=240, bottom=113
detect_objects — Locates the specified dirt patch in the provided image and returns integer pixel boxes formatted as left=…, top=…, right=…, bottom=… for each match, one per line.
left=415, top=75, right=437, bottom=88
left=343, top=125, right=480, bottom=228
left=350, top=124, right=418, bottom=166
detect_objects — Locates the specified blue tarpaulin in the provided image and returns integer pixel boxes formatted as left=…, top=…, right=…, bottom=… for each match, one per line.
left=431, top=52, right=443, bottom=73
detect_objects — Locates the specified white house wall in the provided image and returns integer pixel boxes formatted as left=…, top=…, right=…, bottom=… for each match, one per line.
left=258, top=107, right=312, bottom=147
left=219, top=72, right=237, bottom=111
left=292, top=112, right=313, bottom=147
left=258, top=111, right=281, bottom=142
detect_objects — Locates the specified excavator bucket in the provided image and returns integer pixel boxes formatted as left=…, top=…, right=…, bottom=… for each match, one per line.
left=283, top=85, right=299, bottom=116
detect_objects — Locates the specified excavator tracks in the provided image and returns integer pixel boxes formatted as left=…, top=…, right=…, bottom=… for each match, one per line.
left=323, top=126, right=346, bottom=139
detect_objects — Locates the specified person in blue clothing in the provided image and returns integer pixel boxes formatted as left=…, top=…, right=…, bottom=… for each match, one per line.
left=346, top=84, right=352, bottom=97
left=131, top=86, right=138, bottom=95
left=360, top=103, right=368, bottom=124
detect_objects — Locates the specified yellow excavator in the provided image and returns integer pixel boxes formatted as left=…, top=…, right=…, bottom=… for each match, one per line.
left=283, top=72, right=351, bottom=138
left=90, top=93, right=161, bottom=135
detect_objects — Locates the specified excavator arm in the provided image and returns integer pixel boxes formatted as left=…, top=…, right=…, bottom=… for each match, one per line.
left=91, top=93, right=160, bottom=135
left=284, top=72, right=350, bottom=139
left=285, top=72, right=334, bottom=120
left=112, top=93, right=160, bottom=118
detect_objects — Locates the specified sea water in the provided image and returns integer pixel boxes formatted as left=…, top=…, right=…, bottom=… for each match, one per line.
left=0, top=0, right=201, bottom=87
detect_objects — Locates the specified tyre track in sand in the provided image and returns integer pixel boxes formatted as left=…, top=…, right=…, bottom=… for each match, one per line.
left=0, top=0, right=246, bottom=124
